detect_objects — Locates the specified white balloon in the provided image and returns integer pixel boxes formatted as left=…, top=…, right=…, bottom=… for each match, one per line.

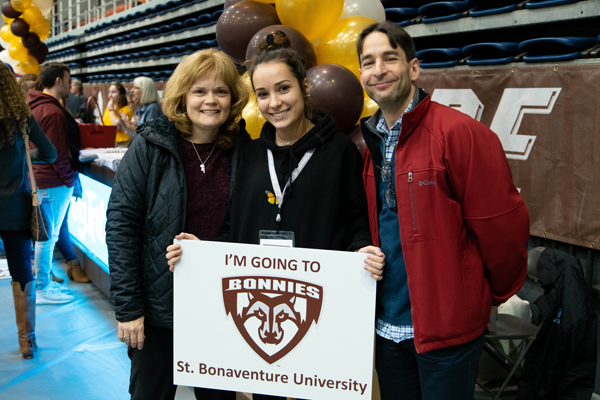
left=0, top=49, right=24, bottom=74
left=39, top=6, right=53, bottom=17
left=340, top=0, right=386, bottom=23
left=32, top=0, right=54, bottom=9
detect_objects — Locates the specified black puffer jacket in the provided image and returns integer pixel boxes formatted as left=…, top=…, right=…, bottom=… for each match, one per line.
left=516, top=248, right=597, bottom=399
left=106, top=116, right=248, bottom=329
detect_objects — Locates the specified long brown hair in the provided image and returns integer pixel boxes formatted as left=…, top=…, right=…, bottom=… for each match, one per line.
left=0, top=63, right=30, bottom=149
left=162, top=49, right=249, bottom=150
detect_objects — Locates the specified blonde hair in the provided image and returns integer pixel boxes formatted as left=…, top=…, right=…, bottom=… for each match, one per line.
left=162, top=49, right=249, bottom=150
left=0, top=63, right=30, bottom=148
left=133, top=76, right=160, bottom=105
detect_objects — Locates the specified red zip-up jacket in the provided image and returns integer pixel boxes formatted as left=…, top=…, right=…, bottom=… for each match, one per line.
left=28, top=90, right=77, bottom=189
left=361, top=89, right=529, bottom=353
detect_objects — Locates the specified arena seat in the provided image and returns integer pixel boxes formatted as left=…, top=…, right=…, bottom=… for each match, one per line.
left=467, top=0, right=521, bottom=17
left=417, top=47, right=464, bottom=67
left=385, top=8, right=420, bottom=26
left=525, top=0, right=583, bottom=9
left=418, top=1, right=470, bottom=24
left=520, top=36, right=597, bottom=62
left=463, top=42, right=522, bottom=65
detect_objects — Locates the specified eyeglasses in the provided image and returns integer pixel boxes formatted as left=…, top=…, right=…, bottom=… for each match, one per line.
left=380, top=161, right=397, bottom=210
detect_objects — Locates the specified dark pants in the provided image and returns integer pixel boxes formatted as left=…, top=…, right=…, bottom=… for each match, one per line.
left=55, top=204, right=77, bottom=261
left=128, top=325, right=236, bottom=400
left=0, top=230, right=34, bottom=289
left=375, top=333, right=485, bottom=400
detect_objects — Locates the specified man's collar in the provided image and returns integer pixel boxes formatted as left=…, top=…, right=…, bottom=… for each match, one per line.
left=365, top=87, right=421, bottom=136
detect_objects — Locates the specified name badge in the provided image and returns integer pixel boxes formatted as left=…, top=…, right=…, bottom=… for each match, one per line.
left=259, top=230, right=295, bottom=248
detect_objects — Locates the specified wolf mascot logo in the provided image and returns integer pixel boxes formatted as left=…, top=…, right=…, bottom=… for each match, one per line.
left=222, top=276, right=323, bottom=364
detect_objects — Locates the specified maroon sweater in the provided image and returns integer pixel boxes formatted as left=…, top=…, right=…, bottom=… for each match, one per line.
left=28, top=90, right=77, bottom=189
left=181, top=140, right=229, bottom=239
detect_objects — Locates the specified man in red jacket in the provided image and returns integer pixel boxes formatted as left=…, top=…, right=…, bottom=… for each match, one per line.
left=28, top=62, right=77, bottom=305
left=357, top=22, right=529, bottom=399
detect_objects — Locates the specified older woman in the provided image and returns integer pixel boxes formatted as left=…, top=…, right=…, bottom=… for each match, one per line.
left=0, top=63, right=56, bottom=359
left=118, top=76, right=163, bottom=138
left=103, top=81, right=134, bottom=147
left=105, top=49, right=248, bottom=400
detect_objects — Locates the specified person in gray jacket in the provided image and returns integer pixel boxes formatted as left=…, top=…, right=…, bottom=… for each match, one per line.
left=0, top=63, right=57, bottom=359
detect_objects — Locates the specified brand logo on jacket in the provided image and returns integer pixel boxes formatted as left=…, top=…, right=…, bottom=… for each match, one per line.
left=223, top=276, right=323, bottom=364
left=418, top=180, right=436, bottom=187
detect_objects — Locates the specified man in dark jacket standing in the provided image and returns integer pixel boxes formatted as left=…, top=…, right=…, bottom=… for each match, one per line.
left=357, top=22, right=530, bottom=399
left=28, top=62, right=78, bottom=305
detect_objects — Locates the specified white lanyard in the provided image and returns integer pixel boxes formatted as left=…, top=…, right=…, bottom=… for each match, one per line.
left=267, top=148, right=315, bottom=222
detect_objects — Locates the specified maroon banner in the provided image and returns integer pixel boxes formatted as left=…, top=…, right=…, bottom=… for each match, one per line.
left=417, top=64, right=600, bottom=249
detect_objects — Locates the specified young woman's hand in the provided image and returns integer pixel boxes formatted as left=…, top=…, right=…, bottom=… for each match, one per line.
left=166, top=232, right=200, bottom=272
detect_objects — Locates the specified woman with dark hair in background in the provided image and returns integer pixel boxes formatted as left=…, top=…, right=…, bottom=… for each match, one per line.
left=0, top=62, right=57, bottom=359
left=166, top=31, right=385, bottom=400
left=103, top=81, right=134, bottom=147
left=106, top=49, right=249, bottom=400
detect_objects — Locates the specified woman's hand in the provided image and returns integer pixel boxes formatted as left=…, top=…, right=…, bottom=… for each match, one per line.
left=357, top=246, right=386, bottom=281
left=166, top=232, right=200, bottom=272
left=118, top=315, right=145, bottom=349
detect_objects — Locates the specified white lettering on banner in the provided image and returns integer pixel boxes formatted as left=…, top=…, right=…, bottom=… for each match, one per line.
left=431, top=89, right=484, bottom=121
left=431, top=88, right=561, bottom=160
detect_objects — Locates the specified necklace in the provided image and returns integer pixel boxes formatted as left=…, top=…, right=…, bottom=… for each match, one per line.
left=191, top=141, right=217, bottom=173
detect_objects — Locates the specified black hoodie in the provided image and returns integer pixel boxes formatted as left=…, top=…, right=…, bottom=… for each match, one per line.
left=220, top=111, right=371, bottom=251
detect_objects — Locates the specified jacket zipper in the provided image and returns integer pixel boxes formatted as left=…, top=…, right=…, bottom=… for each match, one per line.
left=408, top=171, right=417, bottom=231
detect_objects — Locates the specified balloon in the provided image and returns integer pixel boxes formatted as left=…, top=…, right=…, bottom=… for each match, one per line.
left=10, top=0, right=31, bottom=13
left=22, top=31, right=40, bottom=49
left=246, top=25, right=317, bottom=69
left=10, top=17, right=29, bottom=36
left=2, top=13, right=13, bottom=23
left=317, top=16, right=376, bottom=81
left=340, top=0, right=385, bottom=23
left=19, top=53, right=38, bottom=74
left=0, top=48, right=17, bottom=67
left=307, top=63, right=364, bottom=133
left=29, top=17, right=49, bottom=38
left=1, top=1, right=21, bottom=18
left=216, top=1, right=280, bottom=64
left=347, top=124, right=366, bottom=157
left=32, top=0, right=52, bottom=8
left=8, top=39, right=27, bottom=60
left=275, top=0, right=344, bottom=41
left=242, top=94, right=267, bottom=139
left=38, top=5, right=50, bottom=16
left=361, top=94, right=379, bottom=119
left=21, top=5, right=42, bottom=25
left=28, top=40, right=46, bottom=62
left=1, top=23, right=19, bottom=43
left=224, top=0, right=238, bottom=8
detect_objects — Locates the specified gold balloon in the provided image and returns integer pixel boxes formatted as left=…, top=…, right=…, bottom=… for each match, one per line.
left=275, top=0, right=344, bottom=41
left=20, top=55, right=39, bottom=74
left=242, top=94, right=266, bottom=139
left=360, top=94, right=379, bottom=119
left=1, top=24, right=19, bottom=43
left=317, top=16, right=376, bottom=81
left=2, top=14, right=14, bottom=24
left=30, top=18, right=50, bottom=38
left=10, top=0, right=32, bottom=13
left=22, top=6, right=44, bottom=26
left=9, top=40, right=29, bottom=61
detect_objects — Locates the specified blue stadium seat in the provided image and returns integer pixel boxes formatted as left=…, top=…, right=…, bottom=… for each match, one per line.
left=419, top=1, right=470, bottom=24
left=385, top=8, right=419, bottom=26
left=198, top=13, right=213, bottom=27
left=463, top=42, right=521, bottom=65
left=212, top=10, right=223, bottom=21
left=149, top=27, right=161, bottom=37
left=416, top=47, right=464, bottom=67
left=525, top=0, right=582, bottom=9
left=168, top=21, right=185, bottom=34
left=519, top=37, right=597, bottom=62
left=184, top=17, right=198, bottom=27
left=466, top=0, right=521, bottom=17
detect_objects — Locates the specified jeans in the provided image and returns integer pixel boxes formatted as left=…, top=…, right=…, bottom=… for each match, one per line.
left=0, top=230, right=34, bottom=290
left=56, top=203, right=77, bottom=261
left=375, top=333, right=485, bottom=400
left=34, top=185, right=74, bottom=290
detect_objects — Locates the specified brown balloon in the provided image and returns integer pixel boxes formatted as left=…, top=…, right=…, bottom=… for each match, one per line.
left=307, top=63, right=364, bottom=133
left=29, top=42, right=48, bottom=64
left=246, top=25, right=317, bottom=69
left=223, top=0, right=240, bottom=9
left=22, top=32, right=41, bottom=50
left=347, top=125, right=366, bottom=158
left=216, top=1, right=280, bottom=65
left=1, top=1, right=21, bottom=19
left=10, top=18, right=30, bottom=37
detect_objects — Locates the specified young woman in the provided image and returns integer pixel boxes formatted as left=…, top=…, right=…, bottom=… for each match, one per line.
left=105, top=49, right=248, bottom=400
left=166, top=32, right=385, bottom=400
left=103, top=81, right=134, bottom=147
left=0, top=62, right=57, bottom=359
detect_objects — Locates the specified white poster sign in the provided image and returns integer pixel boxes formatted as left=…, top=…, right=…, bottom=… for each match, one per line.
left=173, top=241, right=376, bottom=399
